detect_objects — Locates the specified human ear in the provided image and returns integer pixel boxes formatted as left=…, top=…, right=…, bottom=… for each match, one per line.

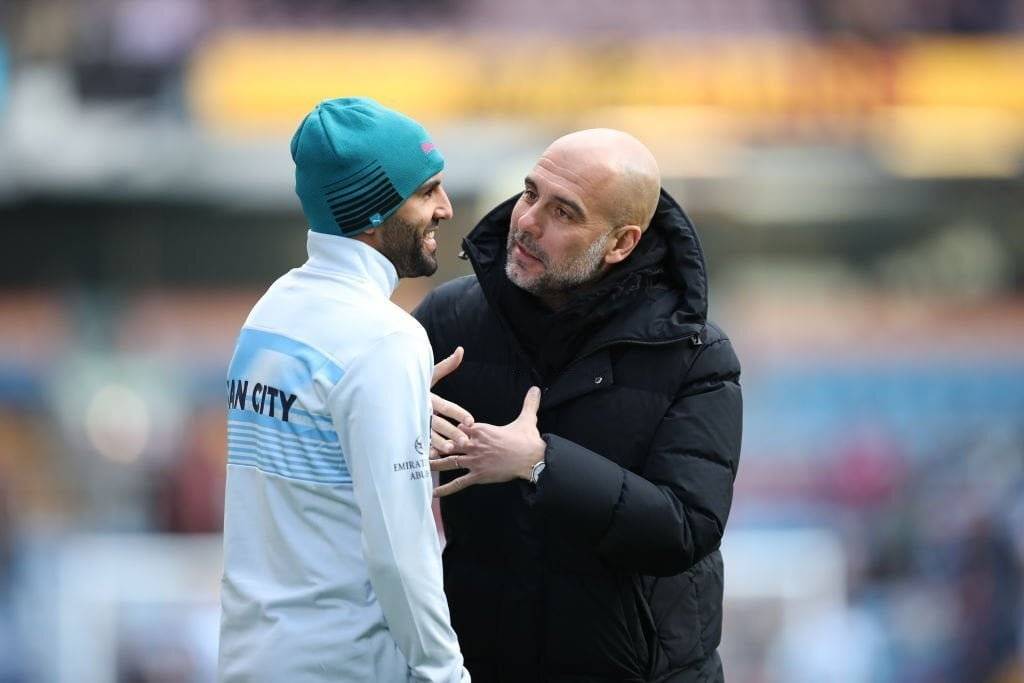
left=352, top=228, right=382, bottom=250
left=604, top=225, right=642, bottom=265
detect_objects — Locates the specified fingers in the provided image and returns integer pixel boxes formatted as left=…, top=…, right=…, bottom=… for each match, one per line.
left=431, top=393, right=474, bottom=427
left=432, top=414, right=470, bottom=443
left=515, top=386, right=542, bottom=423
left=430, top=346, right=464, bottom=388
left=434, top=472, right=477, bottom=498
left=430, top=431, right=453, bottom=457
left=430, top=455, right=473, bottom=472
left=459, top=423, right=498, bottom=444
left=460, top=423, right=485, bottom=442
left=430, top=428, right=470, bottom=458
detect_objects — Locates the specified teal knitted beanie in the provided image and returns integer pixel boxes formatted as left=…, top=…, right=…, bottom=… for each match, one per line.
left=290, top=97, right=445, bottom=237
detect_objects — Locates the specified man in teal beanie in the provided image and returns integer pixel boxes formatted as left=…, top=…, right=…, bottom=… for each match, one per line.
left=290, top=96, right=450, bottom=277
left=219, top=98, right=470, bottom=682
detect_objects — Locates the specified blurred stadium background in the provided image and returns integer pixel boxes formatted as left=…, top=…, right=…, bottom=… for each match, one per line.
left=1, top=0, right=1023, bottom=681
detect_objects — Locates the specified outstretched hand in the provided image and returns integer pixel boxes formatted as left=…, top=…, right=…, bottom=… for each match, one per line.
left=431, top=387, right=546, bottom=497
left=429, top=347, right=474, bottom=458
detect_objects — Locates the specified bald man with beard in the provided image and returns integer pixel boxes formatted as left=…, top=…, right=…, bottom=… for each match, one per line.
left=415, top=130, right=743, bottom=683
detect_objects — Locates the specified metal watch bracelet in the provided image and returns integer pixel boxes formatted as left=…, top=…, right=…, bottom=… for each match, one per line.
left=529, top=459, right=546, bottom=485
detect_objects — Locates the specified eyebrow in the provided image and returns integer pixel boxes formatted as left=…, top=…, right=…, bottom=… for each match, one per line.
left=419, top=179, right=442, bottom=194
left=524, top=176, right=585, bottom=219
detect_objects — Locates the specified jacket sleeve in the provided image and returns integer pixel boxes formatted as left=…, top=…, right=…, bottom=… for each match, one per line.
left=329, top=330, right=469, bottom=683
left=535, top=337, right=742, bottom=577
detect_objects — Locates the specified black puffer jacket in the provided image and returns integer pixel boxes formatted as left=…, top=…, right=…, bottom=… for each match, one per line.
left=414, top=190, right=742, bottom=683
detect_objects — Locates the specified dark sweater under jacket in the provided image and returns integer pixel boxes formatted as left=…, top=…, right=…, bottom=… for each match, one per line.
left=414, top=190, right=743, bottom=683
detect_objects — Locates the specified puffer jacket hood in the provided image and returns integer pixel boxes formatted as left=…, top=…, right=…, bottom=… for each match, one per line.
left=459, top=189, right=710, bottom=351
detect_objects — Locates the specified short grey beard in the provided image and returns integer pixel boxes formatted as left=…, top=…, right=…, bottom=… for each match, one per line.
left=505, top=229, right=610, bottom=299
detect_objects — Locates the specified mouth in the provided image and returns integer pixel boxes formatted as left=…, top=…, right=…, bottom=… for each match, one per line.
left=512, top=239, right=542, bottom=264
left=423, top=225, right=438, bottom=252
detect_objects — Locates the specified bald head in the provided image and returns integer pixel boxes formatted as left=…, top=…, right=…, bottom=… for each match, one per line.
left=507, top=129, right=662, bottom=308
left=545, top=129, right=661, bottom=231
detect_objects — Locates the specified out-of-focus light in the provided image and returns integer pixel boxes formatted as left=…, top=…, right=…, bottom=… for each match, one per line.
left=85, top=384, right=151, bottom=463
left=871, top=107, right=1023, bottom=178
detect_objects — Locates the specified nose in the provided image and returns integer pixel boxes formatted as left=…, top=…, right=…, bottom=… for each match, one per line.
left=435, top=186, right=453, bottom=220
left=515, top=202, right=541, bottom=237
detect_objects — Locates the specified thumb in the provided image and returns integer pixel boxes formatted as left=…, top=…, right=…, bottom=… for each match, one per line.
left=516, top=386, right=542, bottom=423
left=431, top=346, right=464, bottom=388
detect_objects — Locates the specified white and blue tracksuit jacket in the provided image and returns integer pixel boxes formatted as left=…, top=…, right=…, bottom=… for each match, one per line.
left=218, top=231, right=468, bottom=683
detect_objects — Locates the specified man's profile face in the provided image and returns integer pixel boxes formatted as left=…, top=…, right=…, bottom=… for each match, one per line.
left=378, top=173, right=452, bottom=278
left=506, top=151, right=615, bottom=298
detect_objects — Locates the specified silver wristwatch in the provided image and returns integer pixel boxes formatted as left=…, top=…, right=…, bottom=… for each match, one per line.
left=529, top=459, right=546, bottom=485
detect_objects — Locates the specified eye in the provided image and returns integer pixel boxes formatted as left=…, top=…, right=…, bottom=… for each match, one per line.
left=522, top=189, right=537, bottom=202
left=555, top=206, right=571, bottom=220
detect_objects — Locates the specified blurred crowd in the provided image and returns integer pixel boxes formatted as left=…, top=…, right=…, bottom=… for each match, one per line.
left=3, top=0, right=1024, bottom=80
left=733, top=406, right=1024, bottom=681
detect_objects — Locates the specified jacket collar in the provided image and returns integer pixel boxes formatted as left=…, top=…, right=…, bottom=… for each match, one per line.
left=304, top=229, right=399, bottom=298
left=461, top=188, right=709, bottom=350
